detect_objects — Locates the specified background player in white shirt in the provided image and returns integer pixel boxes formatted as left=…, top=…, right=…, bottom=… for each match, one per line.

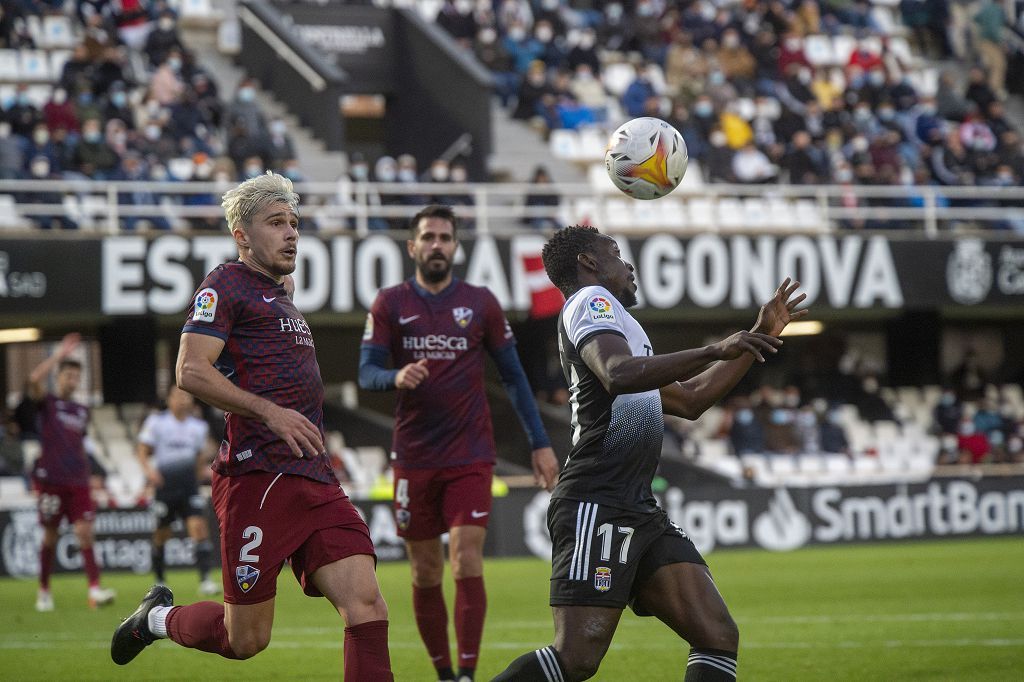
left=137, top=385, right=219, bottom=594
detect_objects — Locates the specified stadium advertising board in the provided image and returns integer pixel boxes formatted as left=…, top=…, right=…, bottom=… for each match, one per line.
left=1, top=478, right=1021, bottom=576
left=3, top=235, right=1024, bottom=318
left=268, top=2, right=394, bottom=91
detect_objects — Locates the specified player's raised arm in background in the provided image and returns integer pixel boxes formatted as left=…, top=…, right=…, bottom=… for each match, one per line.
left=27, top=332, right=81, bottom=401
left=176, top=332, right=323, bottom=458
left=659, top=278, right=808, bottom=420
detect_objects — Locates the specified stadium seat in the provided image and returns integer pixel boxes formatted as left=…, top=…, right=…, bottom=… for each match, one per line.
left=678, top=160, right=704, bottom=189
left=0, top=195, right=24, bottom=229
left=587, top=163, right=617, bottom=194
left=577, top=127, right=609, bottom=162
left=42, top=15, right=75, bottom=48
left=49, top=50, right=71, bottom=81
left=804, top=35, right=835, bottom=67
left=798, top=454, right=825, bottom=476
left=0, top=50, right=19, bottom=80
left=26, top=85, right=52, bottom=108
left=740, top=454, right=770, bottom=482
left=686, top=197, right=715, bottom=229
left=921, top=385, right=942, bottom=406
left=657, top=198, right=687, bottom=229
left=604, top=198, right=634, bottom=230
left=571, top=198, right=599, bottom=225
left=907, top=67, right=939, bottom=98
left=630, top=199, right=662, bottom=229
left=717, top=198, right=745, bottom=230
left=734, top=98, right=756, bottom=121
left=793, top=199, right=826, bottom=231
left=549, top=129, right=581, bottom=161
left=19, top=50, right=50, bottom=81
left=766, top=197, right=795, bottom=228
left=601, top=62, right=636, bottom=97
left=832, top=35, right=857, bottom=65
left=742, top=198, right=769, bottom=229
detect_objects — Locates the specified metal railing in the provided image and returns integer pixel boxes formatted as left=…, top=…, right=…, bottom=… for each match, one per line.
left=1, top=179, right=1022, bottom=236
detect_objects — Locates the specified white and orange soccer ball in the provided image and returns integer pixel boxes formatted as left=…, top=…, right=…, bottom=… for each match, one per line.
left=604, top=117, right=688, bottom=200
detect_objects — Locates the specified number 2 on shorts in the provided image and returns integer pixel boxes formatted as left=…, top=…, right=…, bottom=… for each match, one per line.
left=239, top=525, right=263, bottom=562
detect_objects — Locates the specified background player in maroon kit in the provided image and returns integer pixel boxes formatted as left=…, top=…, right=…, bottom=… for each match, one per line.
left=111, top=172, right=393, bottom=681
left=28, top=332, right=116, bottom=612
left=359, top=204, right=559, bottom=682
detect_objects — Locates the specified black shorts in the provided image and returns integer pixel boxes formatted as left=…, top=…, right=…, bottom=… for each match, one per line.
left=548, top=498, right=706, bottom=614
left=153, top=492, right=206, bottom=529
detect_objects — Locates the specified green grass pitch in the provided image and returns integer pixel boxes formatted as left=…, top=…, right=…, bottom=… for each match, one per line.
left=1, top=537, right=1021, bottom=680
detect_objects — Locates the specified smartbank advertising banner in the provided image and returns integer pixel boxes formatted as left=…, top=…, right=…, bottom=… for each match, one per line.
left=2, top=478, right=1022, bottom=576
left=3, top=235, right=1024, bottom=317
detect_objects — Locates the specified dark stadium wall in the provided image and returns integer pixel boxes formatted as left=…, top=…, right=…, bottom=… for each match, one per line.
left=887, top=312, right=942, bottom=386
left=388, top=9, right=492, bottom=179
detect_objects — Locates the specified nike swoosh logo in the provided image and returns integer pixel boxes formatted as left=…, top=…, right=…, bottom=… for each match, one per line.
left=460, top=653, right=477, bottom=659
left=262, top=295, right=276, bottom=303
left=470, top=510, right=489, bottom=519
left=399, top=315, right=420, bottom=325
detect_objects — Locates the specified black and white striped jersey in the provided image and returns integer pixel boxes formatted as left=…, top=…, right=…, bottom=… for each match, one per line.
left=551, top=285, right=663, bottom=512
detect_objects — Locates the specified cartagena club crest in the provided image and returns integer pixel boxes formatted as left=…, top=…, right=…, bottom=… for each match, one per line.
left=236, top=564, right=260, bottom=593
left=594, top=566, right=612, bottom=592
left=452, top=307, right=474, bottom=328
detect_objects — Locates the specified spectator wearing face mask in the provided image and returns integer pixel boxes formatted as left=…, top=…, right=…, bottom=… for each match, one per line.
left=397, top=154, right=429, bottom=206
left=0, top=122, right=25, bottom=180
left=43, top=89, right=79, bottom=134
left=504, top=20, right=544, bottom=74
left=732, top=142, right=778, bottom=183
left=7, top=86, right=41, bottom=138
left=22, top=155, right=77, bottom=228
left=729, top=398, right=765, bottom=455
left=266, top=119, right=296, bottom=168
left=25, top=123, right=63, bottom=174
left=777, top=32, right=810, bottom=77
left=226, top=78, right=268, bottom=137
left=566, top=28, right=599, bottom=76
left=512, top=61, right=550, bottom=120
left=704, top=129, right=736, bottom=182
left=716, top=29, right=756, bottom=95
left=597, top=2, right=636, bottom=53
left=664, top=31, right=709, bottom=101
left=474, top=26, right=518, bottom=107
left=819, top=407, right=850, bottom=456
left=71, top=118, right=118, bottom=179
left=103, top=82, right=135, bottom=129
left=227, top=120, right=269, bottom=174
left=149, top=49, right=185, bottom=106
left=135, top=118, right=177, bottom=160
left=436, top=0, right=478, bottom=46
left=145, top=11, right=184, bottom=67
left=533, top=19, right=565, bottom=69
left=957, top=417, right=990, bottom=464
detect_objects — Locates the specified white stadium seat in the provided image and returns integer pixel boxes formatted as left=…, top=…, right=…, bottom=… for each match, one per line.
left=804, top=35, right=835, bottom=67
left=19, top=49, right=50, bottom=81
left=42, top=15, right=75, bottom=48
left=0, top=50, right=20, bottom=80
left=657, top=198, right=687, bottom=229
left=686, top=197, right=715, bottom=229
left=549, top=129, right=581, bottom=160
left=832, top=35, right=857, bottom=65
left=604, top=198, right=634, bottom=230
left=577, top=128, right=609, bottom=162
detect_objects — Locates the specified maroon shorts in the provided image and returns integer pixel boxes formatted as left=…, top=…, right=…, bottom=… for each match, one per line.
left=392, top=462, right=494, bottom=541
left=213, top=471, right=375, bottom=605
left=35, top=482, right=95, bottom=527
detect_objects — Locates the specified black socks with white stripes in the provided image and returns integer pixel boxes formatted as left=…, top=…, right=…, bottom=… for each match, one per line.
left=491, top=646, right=566, bottom=681
left=685, top=648, right=738, bottom=681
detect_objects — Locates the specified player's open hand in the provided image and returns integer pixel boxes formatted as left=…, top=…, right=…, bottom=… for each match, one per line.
left=711, top=331, right=783, bottom=363
left=58, top=332, right=82, bottom=358
left=531, top=446, right=559, bottom=491
left=395, top=359, right=429, bottom=390
left=753, top=277, right=809, bottom=337
left=264, top=404, right=324, bottom=458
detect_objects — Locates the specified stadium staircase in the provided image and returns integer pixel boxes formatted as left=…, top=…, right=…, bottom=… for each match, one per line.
left=180, top=12, right=348, bottom=182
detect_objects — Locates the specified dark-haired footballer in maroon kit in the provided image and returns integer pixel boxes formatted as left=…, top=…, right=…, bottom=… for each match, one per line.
left=28, top=332, right=116, bottom=612
left=111, top=174, right=391, bottom=681
left=360, top=205, right=558, bottom=682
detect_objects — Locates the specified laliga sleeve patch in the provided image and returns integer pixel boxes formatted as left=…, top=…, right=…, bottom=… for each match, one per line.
left=587, top=294, right=616, bottom=323
left=362, top=313, right=374, bottom=341
left=193, top=288, right=218, bottom=322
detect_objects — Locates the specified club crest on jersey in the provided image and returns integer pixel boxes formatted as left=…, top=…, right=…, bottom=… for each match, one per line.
left=453, top=307, right=474, bottom=328
left=193, top=288, right=218, bottom=322
left=236, top=564, right=260, bottom=593
left=395, top=508, right=411, bottom=531
left=594, top=566, right=612, bottom=592
left=588, top=295, right=615, bottom=322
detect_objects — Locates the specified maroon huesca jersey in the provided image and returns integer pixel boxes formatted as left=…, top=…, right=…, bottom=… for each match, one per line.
left=32, top=395, right=90, bottom=487
left=182, top=261, right=334, bottom=484
left=362, top=278, right=515, bottom=469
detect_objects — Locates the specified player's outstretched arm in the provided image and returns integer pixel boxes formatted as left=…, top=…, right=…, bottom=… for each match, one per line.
left=661, top=278, right=807, bottom=420
left=176, top=332, right=324, bottom=458
left=27, top=332, right=81, bottom=400
left=580, top=329, right=781, bottom=398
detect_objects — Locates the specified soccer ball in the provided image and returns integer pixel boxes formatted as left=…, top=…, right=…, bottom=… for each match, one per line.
left=605, top=117, right=688, bottom=200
